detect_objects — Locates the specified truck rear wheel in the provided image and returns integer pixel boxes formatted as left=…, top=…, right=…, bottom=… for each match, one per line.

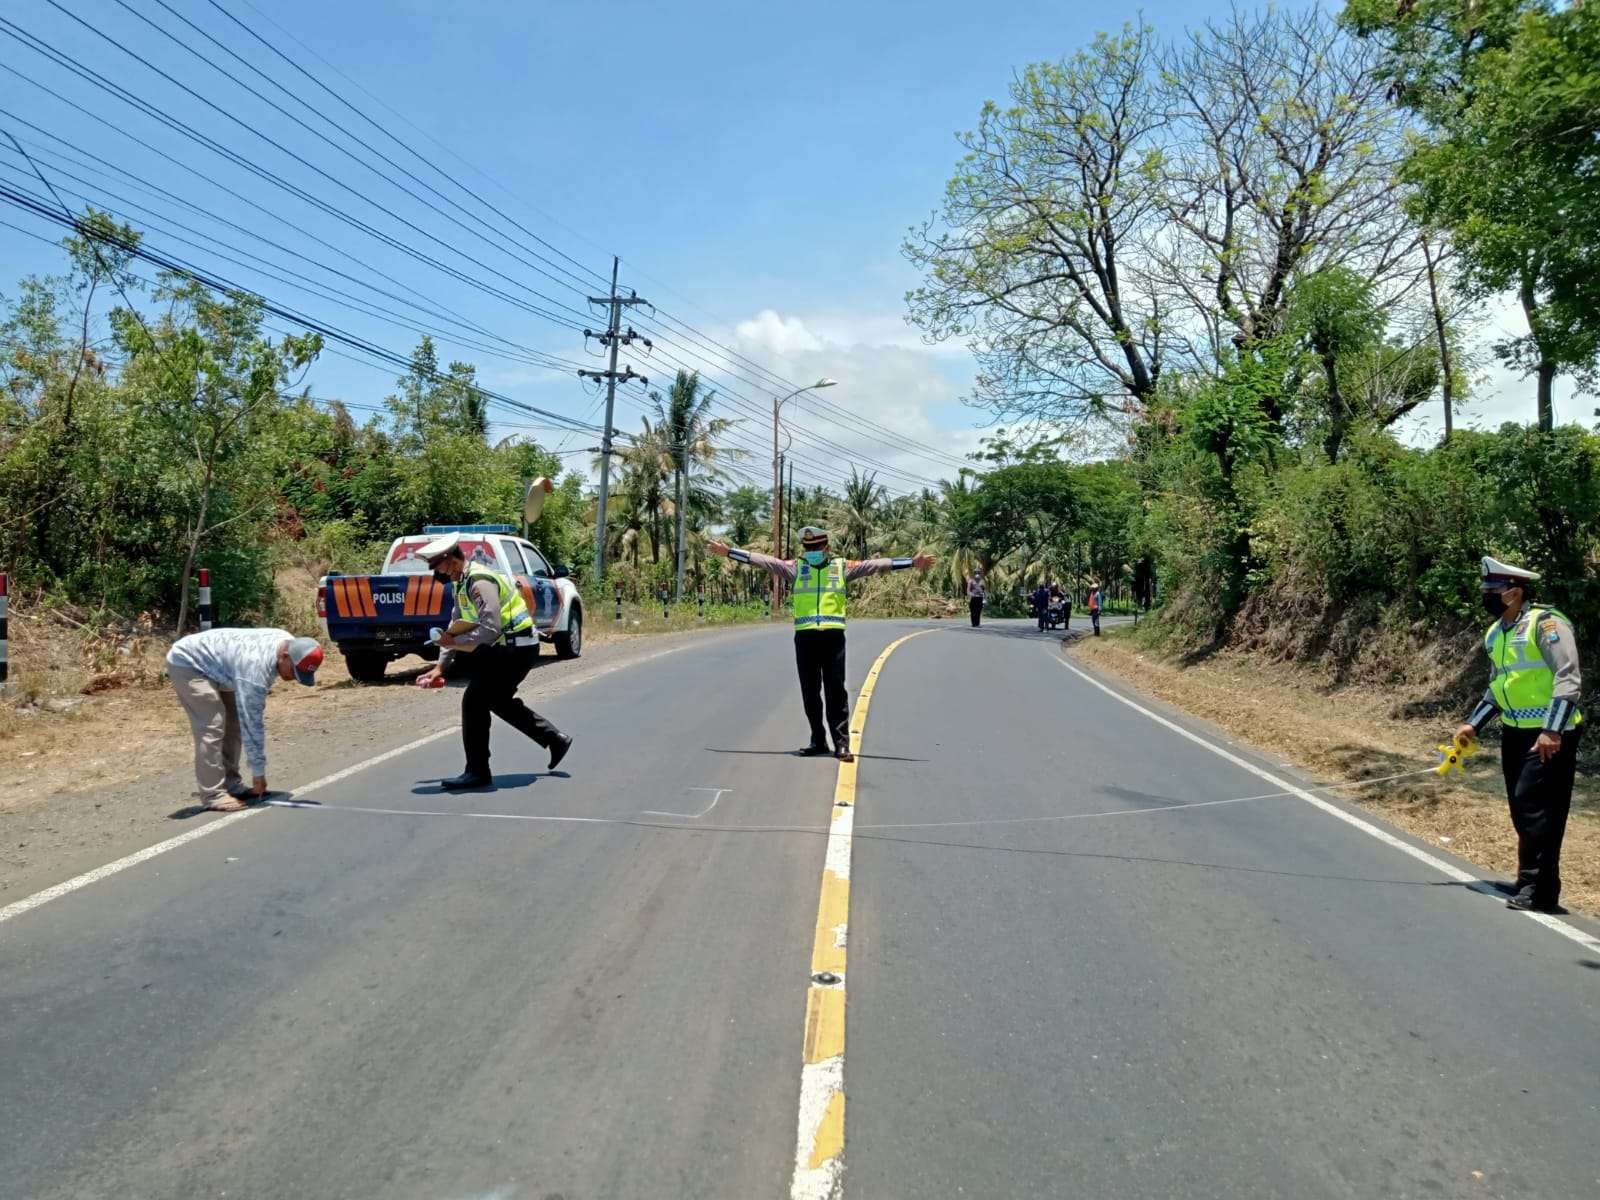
left=344, top=650, right=388, bottom=683
left=554, top=606, right=582, bottom=659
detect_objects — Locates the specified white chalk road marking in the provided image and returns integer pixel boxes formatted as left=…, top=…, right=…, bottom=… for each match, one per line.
left=642, top=787, right=729, bottom=819
left=1052, top=654, right=1600, bottom=959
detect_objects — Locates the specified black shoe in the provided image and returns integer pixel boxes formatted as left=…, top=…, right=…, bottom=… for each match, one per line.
left=797, top=743, right=830, bottom=757
left=441, top=771, right=493, bottom=791
left=834, top=746, right=855, bottom=763
left=1508, top=892, right=1563, bottom=913
left=548, top=734, right=573, bottom=772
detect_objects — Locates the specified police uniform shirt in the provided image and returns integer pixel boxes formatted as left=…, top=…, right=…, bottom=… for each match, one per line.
left=440, top=575, right=505, bottom=670
left=1468, top=608, right=1583, bottom=734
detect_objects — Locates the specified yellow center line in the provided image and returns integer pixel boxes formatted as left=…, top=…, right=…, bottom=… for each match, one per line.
left=789, top=628, right=934, bottom=1200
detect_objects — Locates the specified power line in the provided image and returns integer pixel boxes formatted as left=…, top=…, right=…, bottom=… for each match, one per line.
left=0, top=19, right=590, bottom=333
left=0, top=152, right=581, bottom=377
left=118, top=0, right=602, bottom=304
left=218, top=0, right=610, bottom=290
left=123, top=1, right=970, bottom=481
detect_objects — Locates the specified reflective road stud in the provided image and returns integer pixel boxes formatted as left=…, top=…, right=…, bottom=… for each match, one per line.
left=197, top=568, right=214, bottom=631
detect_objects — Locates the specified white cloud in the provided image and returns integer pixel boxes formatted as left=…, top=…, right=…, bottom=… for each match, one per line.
left=1398, top=290, right=1586, bottom=444
left=734, top=309, right=825, bottom=356
left=719, top=309, right=983, bottom=494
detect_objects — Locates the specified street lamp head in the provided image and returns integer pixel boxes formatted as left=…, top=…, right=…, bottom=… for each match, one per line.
left=814, top=378, right=837, bottom=389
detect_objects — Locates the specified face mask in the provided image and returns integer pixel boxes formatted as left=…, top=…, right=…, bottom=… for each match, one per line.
left=802, top=550, right=827, bottom=567
left=1482, top=591, right=1507, bottom=618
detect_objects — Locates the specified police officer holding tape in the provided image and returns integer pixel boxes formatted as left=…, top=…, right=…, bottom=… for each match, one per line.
left=415, top=531, right=572, bottom=789
left=710, top=525, right=933, bottom=762
left=1454, top=556, right=1583, bottom=913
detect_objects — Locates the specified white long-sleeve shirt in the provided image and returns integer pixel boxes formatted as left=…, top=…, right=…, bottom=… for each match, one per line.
left=167, top=627, right=290, bottom=775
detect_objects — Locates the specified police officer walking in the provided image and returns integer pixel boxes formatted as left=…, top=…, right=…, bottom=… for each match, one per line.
left=1454, top=556, right=1583, bottom=912
left=415, top=531, right=572, bottom=789
left=709, top=526, right=934, bottom=761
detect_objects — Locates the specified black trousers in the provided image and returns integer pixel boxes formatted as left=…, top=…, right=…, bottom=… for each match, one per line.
left=458, top=643, right=561, bottom=774
left=1090, top=609, right=1101, bottom=634
left=1500, top=725, right=1582, bottom=905
left=795, top=629, right=849, bottom=749
left=969, top=597, right=983, bottom=627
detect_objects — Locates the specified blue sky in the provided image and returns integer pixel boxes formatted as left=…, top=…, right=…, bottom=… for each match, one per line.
left=0, top=1, right=1572, bottom=496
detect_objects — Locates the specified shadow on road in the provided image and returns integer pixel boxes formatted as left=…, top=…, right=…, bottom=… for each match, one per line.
left=705, top=747, right=929, bottom=763
left=410, top=772, right=554, bottom=795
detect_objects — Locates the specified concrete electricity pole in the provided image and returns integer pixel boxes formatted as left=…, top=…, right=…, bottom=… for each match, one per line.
left=579, top=256, right=650, bottom=582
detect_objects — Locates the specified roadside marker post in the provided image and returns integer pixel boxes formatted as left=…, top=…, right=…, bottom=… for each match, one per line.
left=697, top=589, right=705, bottom=621
left=197, top=568, right=213, bottom=631
left=660, top=584, right=669, bottom=621
left=614, top=583, right=623, bottom=623
left=0, top=572, right=9, bottom=684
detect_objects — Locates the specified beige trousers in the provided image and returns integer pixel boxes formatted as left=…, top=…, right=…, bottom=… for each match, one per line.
left=169, top=663, right=244, bottom=802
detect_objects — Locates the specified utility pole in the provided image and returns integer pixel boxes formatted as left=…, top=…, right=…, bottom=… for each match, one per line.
left=579, top=256, right=649, bottom=583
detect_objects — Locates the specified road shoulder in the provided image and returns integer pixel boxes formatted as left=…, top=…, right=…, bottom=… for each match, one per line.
left=1068, top=629, right=1600, bottom=921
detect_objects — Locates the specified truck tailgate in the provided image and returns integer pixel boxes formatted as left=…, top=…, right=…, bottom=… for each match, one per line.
left=326, top=574, right=558, bottom=641
left=325, top=575, right=449, bottom=642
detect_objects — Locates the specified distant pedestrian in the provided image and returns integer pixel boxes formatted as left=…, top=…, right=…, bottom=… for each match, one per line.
left=1033, top=583, right=1051, bottom=632
left=967, top=568, right=986, bottom=627
left=710, top=526, right=934, bottom=761
left=1454, top=556, right=1583, bottom=913
left=166, top=627, right=324, bottom=811
left=413, top=531, right=572, bottom=790
left=1087, top=582, right=1102, bottom=636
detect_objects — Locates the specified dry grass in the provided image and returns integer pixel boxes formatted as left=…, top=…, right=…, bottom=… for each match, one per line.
left=1072, top=630, right=1600, bottom=917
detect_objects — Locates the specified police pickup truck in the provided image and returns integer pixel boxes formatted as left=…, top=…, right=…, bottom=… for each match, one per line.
left=317, top=524, right=583, bottom=682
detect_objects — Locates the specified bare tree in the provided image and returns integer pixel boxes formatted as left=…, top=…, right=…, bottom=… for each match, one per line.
left=1157, top=6, right=1420, bottom=396
left=905, top=25, right=1186, bottom=429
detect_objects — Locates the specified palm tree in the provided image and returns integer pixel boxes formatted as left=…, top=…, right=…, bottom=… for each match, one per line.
left=594, top=418, right=666, bottom=562
left=836, top=468, right=886, bottom=561
left=650, top=370, right=741, bottom=598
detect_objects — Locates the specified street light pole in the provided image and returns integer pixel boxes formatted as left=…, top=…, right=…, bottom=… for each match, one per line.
left=771, top=378, right=837, bottom=618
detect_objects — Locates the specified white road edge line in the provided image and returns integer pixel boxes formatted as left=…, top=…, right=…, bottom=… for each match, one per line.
left=1053, top=655, right=1600, bottom=959
left=0, top=641, right=699, bottom=928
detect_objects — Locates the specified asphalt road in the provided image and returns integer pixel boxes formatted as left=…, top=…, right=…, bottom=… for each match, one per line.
left=2, top=618, right=1597, bottom=1200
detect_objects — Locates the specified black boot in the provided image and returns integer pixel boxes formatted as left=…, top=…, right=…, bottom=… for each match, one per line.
left=834, top=744, right=855, bottom=763
left=548, top=734, right=573, bottom=771
left=441, top=770, right=493, bottom=791
left=797, top=742, right=830, bottom=757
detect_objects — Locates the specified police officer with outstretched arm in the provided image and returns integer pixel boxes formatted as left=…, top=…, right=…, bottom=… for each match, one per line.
left=414, top=531, right=572, bottom=789
left=1454, top=556, right=1583, bottom=913
left=709, top=525, right=934, bottom=762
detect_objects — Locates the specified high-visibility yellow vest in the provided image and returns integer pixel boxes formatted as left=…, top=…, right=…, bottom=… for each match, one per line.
left=456, top=565, right=534, bottom=642
left=1485, top=608, right=1582, bottom=729
left=793, top=556, right=848, bottom=632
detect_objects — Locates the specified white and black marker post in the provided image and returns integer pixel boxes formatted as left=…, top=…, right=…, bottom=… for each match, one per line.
left=614, top=582, right=623, bottom=623
left=660, top=584, right=669, bottom=621
left=197, top=567, right=213, bottom=631
left=697, top=589, right=705, bottom=620
left=0, top=571, right=9, bottom=685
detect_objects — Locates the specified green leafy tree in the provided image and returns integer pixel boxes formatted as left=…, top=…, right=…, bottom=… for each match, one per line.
left=905, top=24, right=1169, bottom=425
left=649, top=370, right=739, bottom=597
left=113, top=275, right=321, bottom=630
left=1346, top=0, right=1600, bottom=427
